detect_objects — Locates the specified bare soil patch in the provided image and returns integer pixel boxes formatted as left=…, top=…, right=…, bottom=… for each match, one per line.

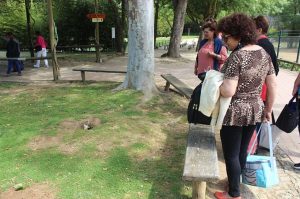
left=0, top=183, right=56, bottom=199
left=28, top=117, right=101, bottom=154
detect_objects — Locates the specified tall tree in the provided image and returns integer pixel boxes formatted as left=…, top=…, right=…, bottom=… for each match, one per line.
left=25, top=0, right=34, bottom=58
left=108, top=0, right=127, bottom=54
left=120, top=0, right=127, bottom=54
left=116, top=0, right=157, bottom=98
left=47, top=0, right=60, bottom=81
left=162, top=0, right=188, bottom=58
left=186, top=0, right=218, bottom=25
left=186, top=0, right=218, bottom=51
left=154, top=0, right=159, bottom=48
left=95, top=0, right=101, bottom=62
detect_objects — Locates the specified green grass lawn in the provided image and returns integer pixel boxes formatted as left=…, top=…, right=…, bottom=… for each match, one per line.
left=0, top=82, right=191, bottom=199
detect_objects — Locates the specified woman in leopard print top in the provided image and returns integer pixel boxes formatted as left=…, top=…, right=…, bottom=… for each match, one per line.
left=214, top=13, right=276, bottom=199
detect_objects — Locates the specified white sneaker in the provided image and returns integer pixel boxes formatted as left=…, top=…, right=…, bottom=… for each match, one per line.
left=33, top=65, right=40, bottom=68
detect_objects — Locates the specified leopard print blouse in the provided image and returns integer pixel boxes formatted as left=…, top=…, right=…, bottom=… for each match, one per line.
left=221, top=48, right=275, bottom=126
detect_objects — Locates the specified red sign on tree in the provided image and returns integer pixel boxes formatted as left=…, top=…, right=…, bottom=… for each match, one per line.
left=86, top=13, right=106, bottom=19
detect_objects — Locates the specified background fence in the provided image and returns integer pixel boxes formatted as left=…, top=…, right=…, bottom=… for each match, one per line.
left=269, top=30, right=300, bottom=63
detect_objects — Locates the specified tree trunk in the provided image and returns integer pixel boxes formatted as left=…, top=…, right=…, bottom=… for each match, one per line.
left=115, top=0, right=157, bottom=98
left=95, top=0, right=101, bottom=62
left=208, top=0, right=218, bottom=18
left=164, top=0, right=188, bottom=58
left=113, top=0, right=125, bottom=54
left=120, top=0, right=126, bottom=54
left=154, top=0, right=159, bottom=48
left=47, top=0, right=60, bottom=81
left=25, top=0, right=34, bottom=59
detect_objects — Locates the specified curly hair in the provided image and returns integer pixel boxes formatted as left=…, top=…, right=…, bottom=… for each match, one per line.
left=253, top=15, right=269, bottom=34
left=217, top=13, right=257, bottom=45
left=202, top=18, right=217, bottom=37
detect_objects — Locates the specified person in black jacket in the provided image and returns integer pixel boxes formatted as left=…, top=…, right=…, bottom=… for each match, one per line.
left=253, top=16, right=279, bottom=153
left=5, top=32, right=21, bottom=76
left=253, top=16, right=279, bottom=75
left=292, top=72, right=300, bottom=170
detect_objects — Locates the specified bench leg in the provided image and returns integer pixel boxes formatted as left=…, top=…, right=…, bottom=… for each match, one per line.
left=164, top=82, right=170, bottom=91
left=192, top=181, right=206, bottom=199
left=81, top=71, right=86, bottom=82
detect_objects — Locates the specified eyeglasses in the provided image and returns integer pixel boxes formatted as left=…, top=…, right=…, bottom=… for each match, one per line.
left=222, top=34, right=231, bottom=43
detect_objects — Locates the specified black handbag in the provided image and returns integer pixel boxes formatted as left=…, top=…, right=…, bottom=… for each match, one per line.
left=275, top=96, right=299, bottom=133
left=35, top=45, right=42, bottom=52
left=187, top=82, right=211, bottom=124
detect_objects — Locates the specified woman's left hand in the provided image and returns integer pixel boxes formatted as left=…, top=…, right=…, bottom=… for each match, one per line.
left=208, top=52, right=215, bottom=57
left=263, top=110, right=272, bottom=122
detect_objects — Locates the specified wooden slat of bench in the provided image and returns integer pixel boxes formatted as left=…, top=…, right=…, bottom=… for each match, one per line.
left=0, top=57, right=52, bottom=61
left=183, top=124, right=219, bottom=182
left=161, top=74, right=193, bottom=99
left=72, top=68, right=127, bottom=73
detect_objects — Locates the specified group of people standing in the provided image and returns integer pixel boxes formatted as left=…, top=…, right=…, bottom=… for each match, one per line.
left=194, top=13, right=279, bottom=199
left=4, top=31, right=48, bottom=76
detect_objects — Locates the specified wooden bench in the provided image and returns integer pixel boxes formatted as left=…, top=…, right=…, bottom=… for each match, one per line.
left=0, top=57, right=52, bottom=61
left=183, top=124, right=219, bottom=199
left=277, top=58, right=300, bottom=71
left=72, top=68, right=127, bottom=82
left=161, top=74, right=193, bottom=99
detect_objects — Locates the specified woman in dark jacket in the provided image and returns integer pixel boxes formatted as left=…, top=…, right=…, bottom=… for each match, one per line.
left=253, top=16, right=279, bottom=76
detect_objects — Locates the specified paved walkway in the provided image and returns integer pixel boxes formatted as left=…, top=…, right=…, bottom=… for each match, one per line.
left=0, top=48, right=299, bottom=198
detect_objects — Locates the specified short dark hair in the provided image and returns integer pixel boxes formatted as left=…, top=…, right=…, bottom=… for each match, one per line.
left=253, top=15, right=269, bottom=34
left=217, top=13, right=257, bottom=45
left=35, top=31, right=41, bottom=36
left=202, top=18, right=217, bottom=37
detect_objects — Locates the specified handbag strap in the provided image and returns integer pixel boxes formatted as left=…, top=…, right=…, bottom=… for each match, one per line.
left=267, top=123, right=276, bottom=171
left=247, top=124, right=262, bottom=157
left=247, top=122, right=275, bottom=160
left=271, top=111, right=276, bottom=124
left=247, top=122, right=276, bottom=170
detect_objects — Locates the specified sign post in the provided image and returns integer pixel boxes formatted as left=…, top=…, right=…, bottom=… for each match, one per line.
left=86, top=12, right=106, bottom=62
left=112, top=27, right=115, bottom=50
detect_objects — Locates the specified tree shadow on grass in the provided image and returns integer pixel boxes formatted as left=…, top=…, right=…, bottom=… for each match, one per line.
left=144, top=123, right=191, bottom=199
left=136, top=93, right=258, bottom=199
left=139, top=94, right=192, bottom=199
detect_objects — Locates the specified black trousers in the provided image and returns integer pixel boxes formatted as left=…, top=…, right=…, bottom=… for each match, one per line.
left=220, top=125, right=256, bottom=197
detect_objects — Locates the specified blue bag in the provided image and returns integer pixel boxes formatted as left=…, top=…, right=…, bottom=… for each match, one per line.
left=242, top=122, right=279, bottom=188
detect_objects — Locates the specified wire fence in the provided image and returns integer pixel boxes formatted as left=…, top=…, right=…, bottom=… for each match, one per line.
left=269, top=30, right=300, bottom=63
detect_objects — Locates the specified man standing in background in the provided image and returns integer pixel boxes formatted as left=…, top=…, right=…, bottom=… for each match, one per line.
left=34, top=31, right=49, bottom=68
left=6, top=32, right=21, bottom=76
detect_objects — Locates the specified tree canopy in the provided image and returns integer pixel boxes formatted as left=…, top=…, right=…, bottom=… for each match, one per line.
left=0, top=0, right=298, bottom=50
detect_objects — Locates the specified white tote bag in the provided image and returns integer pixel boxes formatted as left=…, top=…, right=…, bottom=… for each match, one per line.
left=259, top=124, right=282, bottom=150
left=242, top=122, right=279, bottom=188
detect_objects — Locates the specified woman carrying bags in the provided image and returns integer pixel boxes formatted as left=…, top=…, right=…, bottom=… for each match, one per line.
left=214, top=13, right=277, bottom=199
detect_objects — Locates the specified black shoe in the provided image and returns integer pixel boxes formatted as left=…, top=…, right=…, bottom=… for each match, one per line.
left=294, top=163, right=300, bottom=170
